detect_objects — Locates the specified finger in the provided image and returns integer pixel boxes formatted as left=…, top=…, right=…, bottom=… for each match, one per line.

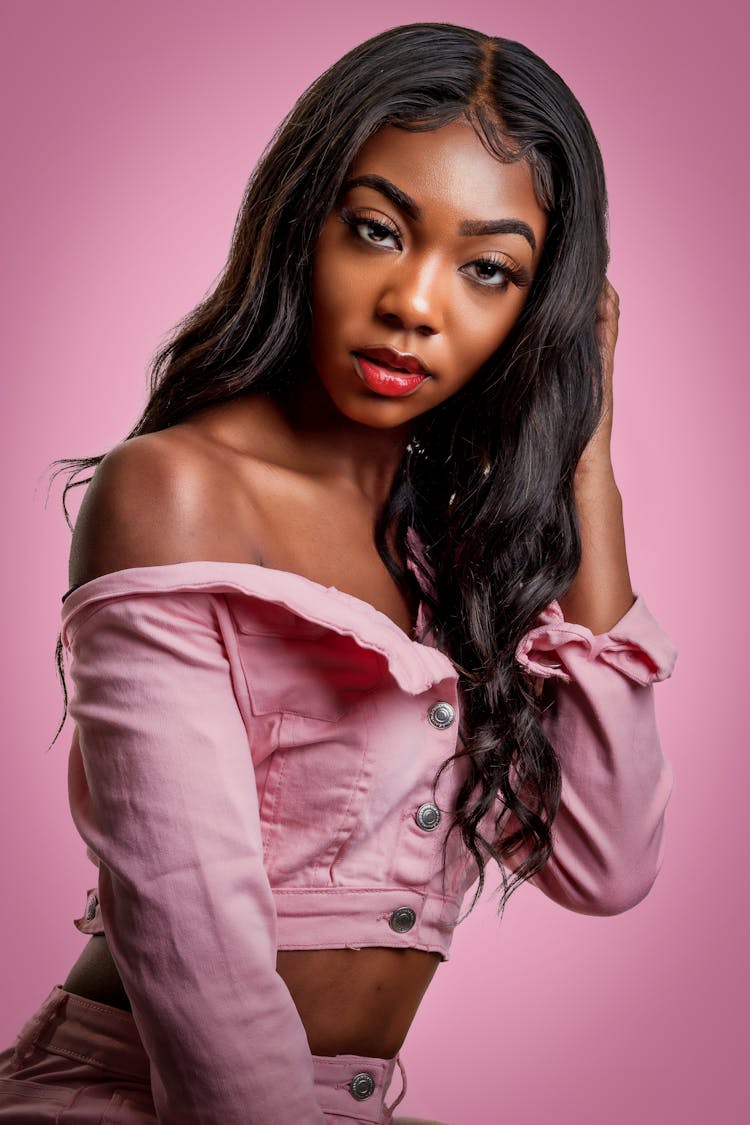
left=596, top=281, right=620, bottom=321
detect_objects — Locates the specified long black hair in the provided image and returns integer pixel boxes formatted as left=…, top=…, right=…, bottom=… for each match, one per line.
left=47, top=22, right=609, bottom=919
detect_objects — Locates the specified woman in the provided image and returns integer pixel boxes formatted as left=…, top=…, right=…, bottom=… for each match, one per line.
left=0, top=21, right=677, bottom=1125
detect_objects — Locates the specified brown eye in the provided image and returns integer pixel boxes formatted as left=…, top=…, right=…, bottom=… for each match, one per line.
left=461, top=256, right=529, bottom=291
left=339, top=207, right=401, bottom=249
left=462, top=259, right=510, bottom=289
left=359, top=219, right=399, bottom=245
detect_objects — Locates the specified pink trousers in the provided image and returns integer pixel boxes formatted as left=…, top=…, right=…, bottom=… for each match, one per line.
left=0, top=984, right=408, bottom=1123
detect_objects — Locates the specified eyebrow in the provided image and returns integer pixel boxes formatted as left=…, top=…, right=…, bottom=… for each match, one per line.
left=339, top=173, right=537, bottom=253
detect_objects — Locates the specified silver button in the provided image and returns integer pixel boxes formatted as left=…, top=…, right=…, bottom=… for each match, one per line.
left=389, top=906, right=416, bottom=933
left=349, top=1072, right=376, bottom=1100
left=415, top=802, right=441, bottom=831
left=428, top=701, right=455, bottom=729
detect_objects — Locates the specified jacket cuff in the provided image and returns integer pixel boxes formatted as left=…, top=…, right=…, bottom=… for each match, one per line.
left=515, top=591, right=678, bottom=687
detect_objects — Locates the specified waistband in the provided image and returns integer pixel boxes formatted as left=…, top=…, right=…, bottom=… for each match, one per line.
left=10, top=985, right=408, bottom=1123
left=74, top=883, right=461, bottom=960
left=12, top=984, right=150, bottom=1083
left=273, top=885, right=461, bottom=961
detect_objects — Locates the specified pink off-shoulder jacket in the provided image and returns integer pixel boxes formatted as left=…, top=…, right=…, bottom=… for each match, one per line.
left=60, top=539, right=677, bottom=1124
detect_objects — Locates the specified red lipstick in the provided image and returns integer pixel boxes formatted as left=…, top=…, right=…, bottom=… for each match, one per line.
left=353, top=355, right=427, bottom=397
left=355, top=346, right=431, bottom=377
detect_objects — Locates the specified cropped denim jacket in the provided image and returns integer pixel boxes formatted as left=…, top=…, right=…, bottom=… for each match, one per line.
left=60, top=541, right=677, bottom=1124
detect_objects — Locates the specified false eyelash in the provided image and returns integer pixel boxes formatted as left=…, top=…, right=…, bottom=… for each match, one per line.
left=339, top=206, right=401, bottom=243
left=468, top=255, right=531, bottom=289
left=338, top=205, right=530, bottom=289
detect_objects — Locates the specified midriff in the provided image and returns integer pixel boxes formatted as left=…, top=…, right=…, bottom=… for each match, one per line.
left=61, top=935, right=441, bottom=1058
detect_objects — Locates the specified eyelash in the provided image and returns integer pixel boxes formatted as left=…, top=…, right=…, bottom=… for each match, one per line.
left=338, top=207, right=530, bottom=292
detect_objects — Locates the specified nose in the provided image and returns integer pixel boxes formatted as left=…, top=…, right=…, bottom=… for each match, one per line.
left=375, top=254, right=444, bottom=337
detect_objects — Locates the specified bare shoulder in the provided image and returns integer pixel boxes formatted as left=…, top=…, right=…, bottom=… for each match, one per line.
left=68, top=428, right=263, bottom=587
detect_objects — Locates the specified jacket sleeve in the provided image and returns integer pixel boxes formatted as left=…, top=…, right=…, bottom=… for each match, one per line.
left=64, top=589, right=327, bottom=1124
left=506, top=591, right=678, bottom=916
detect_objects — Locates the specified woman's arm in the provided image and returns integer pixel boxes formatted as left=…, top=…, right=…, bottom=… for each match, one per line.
left=499, top=280, right=677, bottom=915
left=557, top=467, right=634, bottom=636
left=513, top=594, right=677, bottom=915
left=63, top=442, right=326, bottom=1124
left=558, top=276, right=632, bottom=634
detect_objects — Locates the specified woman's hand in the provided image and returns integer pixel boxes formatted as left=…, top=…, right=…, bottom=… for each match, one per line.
left=558, top=276, right=634, bottom=634
left=576, top=275, right=619, bottom=479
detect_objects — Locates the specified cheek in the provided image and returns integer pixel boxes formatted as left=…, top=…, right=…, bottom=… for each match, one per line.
left=310, top=249, right=359, bottom=329
left=450, top=306, right=515, bottom=370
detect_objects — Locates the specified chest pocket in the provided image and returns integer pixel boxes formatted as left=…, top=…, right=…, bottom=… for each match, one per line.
left=230, top=596, right=389, bottom=722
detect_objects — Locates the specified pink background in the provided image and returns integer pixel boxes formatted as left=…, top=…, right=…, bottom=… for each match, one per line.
left=1, top=2, right=745, bottom=1122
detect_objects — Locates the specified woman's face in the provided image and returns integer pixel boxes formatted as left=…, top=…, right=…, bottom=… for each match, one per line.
left=307, top=118, right=548, bottom=430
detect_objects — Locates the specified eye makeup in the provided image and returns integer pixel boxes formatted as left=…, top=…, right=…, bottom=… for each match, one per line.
left=338, top=206, right=532, bottom=292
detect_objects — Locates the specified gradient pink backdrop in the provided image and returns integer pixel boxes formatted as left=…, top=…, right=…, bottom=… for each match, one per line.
left=1, top=2, right=745, bottom=1122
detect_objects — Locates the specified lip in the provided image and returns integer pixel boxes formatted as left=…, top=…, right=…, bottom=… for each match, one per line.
left=353, top=346, right=431, bottom=378
left=352, top=354, right=428, bottom=398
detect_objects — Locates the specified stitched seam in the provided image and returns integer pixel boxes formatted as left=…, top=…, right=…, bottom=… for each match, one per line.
left=62, top=994, right=136, bottom=1023
left=35, top=1042, right=147, bottom=1082
left=323, top=707, right=373, bottom=878
left=271, top=886, right=455, bottom=906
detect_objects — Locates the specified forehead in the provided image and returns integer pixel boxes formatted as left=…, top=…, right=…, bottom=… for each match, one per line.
left=345, top=119, right=547, bottom=236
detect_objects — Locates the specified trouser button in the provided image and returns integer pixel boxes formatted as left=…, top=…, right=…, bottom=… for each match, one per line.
left=349, top=1071, right=376, bottom=1100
